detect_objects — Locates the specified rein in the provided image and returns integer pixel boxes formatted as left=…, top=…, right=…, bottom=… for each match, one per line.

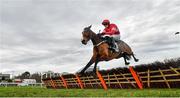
left=90, top=31, right=106, bottom=47
left=94, top=40, right=105, bottom=47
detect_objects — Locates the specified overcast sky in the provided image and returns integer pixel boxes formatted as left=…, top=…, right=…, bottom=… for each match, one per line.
left=0, top=0, right=180, bottom=75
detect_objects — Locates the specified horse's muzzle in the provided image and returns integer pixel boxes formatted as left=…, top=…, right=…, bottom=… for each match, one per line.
left=81, top=39, right=87, bottom=45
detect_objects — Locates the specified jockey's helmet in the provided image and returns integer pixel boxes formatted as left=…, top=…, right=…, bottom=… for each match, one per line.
left=102, top=19, right=110, bottom=25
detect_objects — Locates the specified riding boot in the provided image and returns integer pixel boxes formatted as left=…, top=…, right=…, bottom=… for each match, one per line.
left=105, top=36, right=112, bottom=48
left=104, top=36, right=118, bottom=52
left=111, top=38, right=119, bottom=52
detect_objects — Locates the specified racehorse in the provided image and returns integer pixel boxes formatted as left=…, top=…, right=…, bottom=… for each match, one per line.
left=80, top=25, right=139, bottom=74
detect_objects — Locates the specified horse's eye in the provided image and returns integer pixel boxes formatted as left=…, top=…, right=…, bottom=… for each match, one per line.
left=83, top=33, right=89, bottom=37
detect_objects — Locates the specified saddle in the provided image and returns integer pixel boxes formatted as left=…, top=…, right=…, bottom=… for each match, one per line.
left=101, top=36, right=120, bottom=52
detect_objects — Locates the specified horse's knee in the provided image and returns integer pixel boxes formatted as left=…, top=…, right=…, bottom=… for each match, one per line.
left=101, top=55, right=108, bottom=59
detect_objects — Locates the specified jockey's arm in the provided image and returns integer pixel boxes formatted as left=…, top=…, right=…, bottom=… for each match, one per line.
left=101, top=32, right=106, bottom=35
left=102, top=27, right=118, bottom=36
left=110, top=27, right=118, bottom=34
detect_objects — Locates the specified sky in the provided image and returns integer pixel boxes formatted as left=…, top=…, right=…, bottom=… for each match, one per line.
left=0, top=0, right=180, bottom=75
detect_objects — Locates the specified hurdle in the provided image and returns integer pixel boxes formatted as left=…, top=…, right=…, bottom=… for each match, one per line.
left=75, top=74, right=84, bottom=89
left=60, top=75, right=68, bottom=89
left=129, top=66, right=143, bottom=89
left=96, top=71, right=108, bottom=90
left=42, top=64, right=180, bottom=89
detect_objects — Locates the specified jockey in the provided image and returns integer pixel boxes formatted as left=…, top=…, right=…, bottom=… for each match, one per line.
left=100, top=19, right=120, bottom=52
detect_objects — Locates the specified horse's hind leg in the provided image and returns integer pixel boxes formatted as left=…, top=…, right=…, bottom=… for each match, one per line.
left=123, top=53, right=130, bottom=65
left=132, top=53, right=139, bottom=62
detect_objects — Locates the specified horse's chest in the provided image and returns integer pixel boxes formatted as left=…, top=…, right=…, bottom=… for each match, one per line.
left=97, top=48, right=107, bottom=55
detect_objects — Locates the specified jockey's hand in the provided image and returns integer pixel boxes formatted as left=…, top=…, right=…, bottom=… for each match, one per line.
left=101, top=32, right=105, bottom=35
left=97, top=33, right=100, bottom=36
left=97, top=33, right=103, bottom=36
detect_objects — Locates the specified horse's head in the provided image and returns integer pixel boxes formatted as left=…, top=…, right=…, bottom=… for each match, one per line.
left=81, top=25, right=92, bottom=45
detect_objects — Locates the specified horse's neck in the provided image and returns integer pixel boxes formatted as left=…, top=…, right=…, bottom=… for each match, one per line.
left=90, top=31, right=102, bottom=45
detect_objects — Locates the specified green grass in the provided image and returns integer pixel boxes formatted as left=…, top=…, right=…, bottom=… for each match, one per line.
left=0, top=87, right=179, bottom=97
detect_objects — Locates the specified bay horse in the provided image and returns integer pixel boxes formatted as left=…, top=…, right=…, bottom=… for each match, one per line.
left=80, top=25, right=139, bottom=74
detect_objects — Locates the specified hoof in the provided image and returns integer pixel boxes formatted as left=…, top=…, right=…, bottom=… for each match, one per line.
left=93, top=69, right=96, bottom=73
left=78, top=71, right=84, bottom=75
left=92, top=72, right=97, bottom=78
left=125, top=62, right=130, bottom=65
left=135, top=59, right=139, bottom=62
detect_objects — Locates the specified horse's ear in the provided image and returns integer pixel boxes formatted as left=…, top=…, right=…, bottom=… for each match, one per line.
left=88, top=25, right=92, bottom=29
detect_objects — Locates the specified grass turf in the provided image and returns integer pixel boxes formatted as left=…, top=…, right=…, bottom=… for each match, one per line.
left=0, top=87, right=179, bottom=97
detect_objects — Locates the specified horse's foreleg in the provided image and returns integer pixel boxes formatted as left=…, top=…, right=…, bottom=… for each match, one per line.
left=93, top=58, right=99, bottom=73
left=80, top=58, right=95, bottom=74
left=90, top=58, right=99, bottom=78
left=132, top=53, right=139, bottom=62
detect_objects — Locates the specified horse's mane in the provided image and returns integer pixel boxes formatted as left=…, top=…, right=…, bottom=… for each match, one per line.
left=88, top=29, right=102, bottom=39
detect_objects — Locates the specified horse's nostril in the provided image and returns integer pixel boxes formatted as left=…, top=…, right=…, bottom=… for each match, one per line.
left=81, top=40, right=85, bottom=43
left=81, top=40, right=87, bottom=45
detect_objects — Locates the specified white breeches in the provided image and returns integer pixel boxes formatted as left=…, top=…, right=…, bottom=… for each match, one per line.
left=102, top=35, right=120, bottom=41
